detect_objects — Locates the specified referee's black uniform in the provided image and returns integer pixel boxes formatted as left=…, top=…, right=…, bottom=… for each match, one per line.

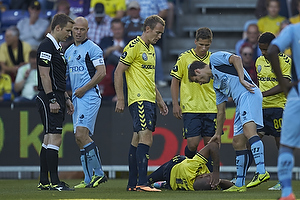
left=36, top=33, right=67, bottom=134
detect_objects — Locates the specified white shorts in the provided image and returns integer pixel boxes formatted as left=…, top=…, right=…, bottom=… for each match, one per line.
left=72, top=94, right=101, bottom=136
left=234, top=88, right=264, bottom=136
left=280, top=87, right=300, bottom=148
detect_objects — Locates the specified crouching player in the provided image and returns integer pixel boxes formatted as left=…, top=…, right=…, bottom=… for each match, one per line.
left=147, top=141, right=233, bottom=191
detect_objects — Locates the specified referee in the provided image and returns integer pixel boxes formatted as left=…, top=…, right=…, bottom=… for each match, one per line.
left=36, top=13, right=74, bottom=191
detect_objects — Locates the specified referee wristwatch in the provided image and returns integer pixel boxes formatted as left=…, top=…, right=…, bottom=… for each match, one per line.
left=49, top=98, right=57, bottom=104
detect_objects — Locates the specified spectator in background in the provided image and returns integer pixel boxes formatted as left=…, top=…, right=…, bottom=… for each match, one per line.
left=90, top=0, right=126, bottom=19
left=123, top=1, right=167, bottom=87
left=255, top=0, right=290, bottom=19
left=122, top=1, right=144, bottom=40
left=13, top=50, right=38, bottom=103
left=289, top=0, right=300, bottom=24
left=235, top=23, right=262, bottom=63
left=56, top=0, right=77, bottom=20
left=99, top=18, right=130, bottom=100
left=0, top=64, right=13, bottom=102
left=240, top=43, right=258, bottom=85
left=100, top=18, right=129, bottom=67
left=0, top=26, right=31, bottom=82
left=68, top=0, right=90, bottom=17
left=17, top=1, right=50, bottom=50
left=257, top=0, right=286, bottom=35
left=278, top=19, right=292, bottom=56
left=85, top=3, right=113, bottom=46
left=133, top=0, right=175, bottom=37
left=9, top=0, right=33, bottom=10
left=166, top=0, right=176, bottom=37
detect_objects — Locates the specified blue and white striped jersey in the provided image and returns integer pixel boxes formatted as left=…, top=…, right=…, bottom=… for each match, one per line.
left=210, top=51, right=258, bottom=105
left=65, top=39, right=105, bottom=97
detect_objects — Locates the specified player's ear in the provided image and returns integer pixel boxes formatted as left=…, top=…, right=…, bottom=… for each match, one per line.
left=55, top=25, right=61, bottom=32
left=194, top=68, right=201, bottom=75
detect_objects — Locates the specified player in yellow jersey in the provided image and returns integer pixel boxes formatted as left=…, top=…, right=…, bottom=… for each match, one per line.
left=114, top=15, right=168, bottom=192
left=252, top=32, right=291, bottom=190
left=170, top=28, right=217, bottom=164
left=147, top=141, right=233, bottom=191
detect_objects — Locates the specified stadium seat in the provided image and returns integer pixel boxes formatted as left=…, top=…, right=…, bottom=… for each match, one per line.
left=39, top=9, right=57, bottom=20
left=1, top=9, right=29, bottom=32
left=0, top=32, right=5, bottom=44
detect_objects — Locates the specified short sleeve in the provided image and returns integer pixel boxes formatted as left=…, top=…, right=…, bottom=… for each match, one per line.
left=37, top=42, right=53, bottom=67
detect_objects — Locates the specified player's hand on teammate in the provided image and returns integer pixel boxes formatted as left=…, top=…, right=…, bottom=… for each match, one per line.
left=240, top=79, right=255, bottom=93
left=172, top=104, right=182, bottom=119
left=208, top=134, right=221, bottom=148
left=115, top=99, right=125, bottom=113
left=157, top=100, right=168, bottom=116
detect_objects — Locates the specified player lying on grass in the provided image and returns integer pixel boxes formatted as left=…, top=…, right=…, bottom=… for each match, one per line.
left=147, top=141, right=234, bottom=191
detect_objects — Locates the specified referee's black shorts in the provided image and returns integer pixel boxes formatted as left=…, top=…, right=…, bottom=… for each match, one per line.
left=36, top=90, right=66, bottom=134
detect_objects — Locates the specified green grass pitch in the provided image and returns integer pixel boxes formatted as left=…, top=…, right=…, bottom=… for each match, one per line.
left=0, top=179, right=299, bottom=200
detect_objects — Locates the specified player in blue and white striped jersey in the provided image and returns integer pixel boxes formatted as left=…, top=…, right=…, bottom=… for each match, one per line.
left=268, top=23, right=300, bottom=200
left=65, top=17, right=107, bottom=189
left=188, top=51, right=270, bottom=192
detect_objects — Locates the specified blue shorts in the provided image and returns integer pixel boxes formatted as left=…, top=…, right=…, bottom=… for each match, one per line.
left=72, top=94, right=101, bottom=136
left=234, top=89, right=264, bottom=136
left=129, top=101, right=157, bottom=132
left=259, top=108, right=283, bottom=137
left=182, top=113, right=216, bottom=139
left=280, top=87, right=300, bottom=148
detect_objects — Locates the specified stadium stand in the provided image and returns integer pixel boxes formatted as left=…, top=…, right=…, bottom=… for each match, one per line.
left=0, top=9, right=29, bottom=32
left=161, top=0, right=257, bottom=86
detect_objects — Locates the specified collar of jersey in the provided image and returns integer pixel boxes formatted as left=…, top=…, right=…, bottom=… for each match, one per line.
left=46, top=33, right=62, bottom=50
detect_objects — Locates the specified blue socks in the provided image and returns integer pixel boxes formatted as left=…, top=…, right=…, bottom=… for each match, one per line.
left=249, top=135, right=265, bottom=174
left=128, top=145, right=138, bottom=187
left=84, top=142, right=104, bottom=177
left=278, top=146, right=294, bottom=197
left=235, top=150, right=248, bottom=187
left=136, top=143, right=150, bottom=186
left=80, top=149, right=92, bottom=184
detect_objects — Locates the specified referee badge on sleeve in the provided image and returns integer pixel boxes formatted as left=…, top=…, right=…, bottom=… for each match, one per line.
left=40, top=51, right=52, bottom=61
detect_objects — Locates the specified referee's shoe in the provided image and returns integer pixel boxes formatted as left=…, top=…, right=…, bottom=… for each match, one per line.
left=246, top=171, right=270, bottom=188
left=50, top=181, right=74, bottom=191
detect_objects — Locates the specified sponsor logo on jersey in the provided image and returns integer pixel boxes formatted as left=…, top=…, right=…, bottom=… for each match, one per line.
left=69, top=65, right=85, bottom=73
left=40, top=52, right=52, bottom=61
left=142, top=64, right=155, bottom=69
left=257, top=76, right=277, bottom=82
left=142, top=53, right=148, bottom=61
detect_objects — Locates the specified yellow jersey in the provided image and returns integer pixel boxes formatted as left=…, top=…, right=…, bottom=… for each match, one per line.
left=90, top=0, right=126, bottom=18
left=170, top=49, right=217, bottom=113
left=289, top=14, right=300, bottom=24
left=255, top=53, right=291, bottom=109
left=0, top=41, right=31, bottom=67
left=120, top=36, right=156, bottom=106
left=170, top=152, right=210, bottom=191
left=257, top=15, right=286, bottom=35
left=0, top=73, right=12, bottom=98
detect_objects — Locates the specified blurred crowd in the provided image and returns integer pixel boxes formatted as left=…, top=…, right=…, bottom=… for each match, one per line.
left=0, top=0, right=299, bottom=104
